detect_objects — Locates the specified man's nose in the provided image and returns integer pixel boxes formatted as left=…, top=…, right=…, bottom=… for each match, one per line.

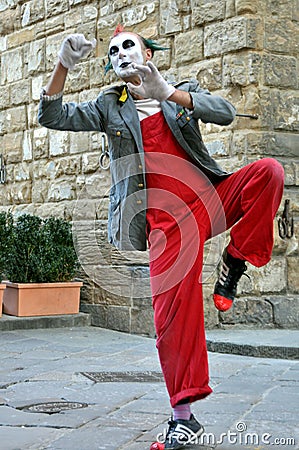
left=119, top=49, right=126, bottom=59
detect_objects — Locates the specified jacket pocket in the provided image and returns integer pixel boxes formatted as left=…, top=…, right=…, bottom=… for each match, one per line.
left=106, top=126, right=133, bottom=159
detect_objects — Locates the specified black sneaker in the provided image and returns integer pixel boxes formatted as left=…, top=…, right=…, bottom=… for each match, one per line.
left=213, top=249, right=248, bottom=312
left=164, top=414, right=204, bottom=449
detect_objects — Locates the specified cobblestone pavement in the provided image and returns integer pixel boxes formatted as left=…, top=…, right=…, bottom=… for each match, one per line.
left=0, top=326, right=298, bottom=450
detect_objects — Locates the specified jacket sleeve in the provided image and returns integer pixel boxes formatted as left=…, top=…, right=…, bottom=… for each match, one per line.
left=178, top=79, right=236, bottom=126
left=38, top=94, right=105, bottom=132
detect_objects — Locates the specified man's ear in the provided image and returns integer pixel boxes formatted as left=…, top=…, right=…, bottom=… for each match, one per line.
left=145, top=48, right=153, bottom=61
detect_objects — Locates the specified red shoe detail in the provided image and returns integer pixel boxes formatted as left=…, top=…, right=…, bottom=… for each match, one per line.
left=150, top=443, right=164, bottom=450
left=213, top=294, right=233, bottom=312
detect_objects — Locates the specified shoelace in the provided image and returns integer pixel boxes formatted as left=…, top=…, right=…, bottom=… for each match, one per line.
left=219, top=262, right=249, bottom=289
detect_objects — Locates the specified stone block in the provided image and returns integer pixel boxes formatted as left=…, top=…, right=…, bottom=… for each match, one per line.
left=33, top=128, right=49, bottom=159
left=235, top=0, right=258, bottom=14
left=203, top=289, right=220, bottom=329
left=131, top=266, right=151, bottom=300
left=31, top=179, right=48, bottom=203
left=83, top=5, right=98, bottom=23
left=225, top=0, right=235, bottom=17
left=160, top=0, right=182, bottom=34
left=45, top=31, right=68, bottom=70
left=7, top=27, right=35, bottom=49
left=49, top=130, right=69, bottom=156
left=204, top=17, right=262, bottom=57
left=131, top=306, right=155, bottom=337
left=282, top=161, right=297, bottom=186
left=97, top=15, right=122, bottom=57
left=64, top=8, right=82, bottom=29
left=7, top=181, right=32, bottom=204
left=239, top=258, right=287, bottom=295
left=45, top=0, right=68, bottom=18
left=0, top=8, right=20, bottom=35
left=107, top=305, right=131, bottom=333
left=0, top=111, right=5, bottom=135
left=219, top=297, right=247, bottom=324
left=0, top=49, right=23, bottom=84
left=191, top=0, right=225, bottom=26
left=0, top=35, right=7, bottom=52
left=14, top=162, right=31, bottom=182
left=65, top=63, right=91, bottom=94
left=220, top=297, right=274, bottom=326
left=266, top=0, right=296, bottom=20
left=21, top=0, right=45, bottom=26
left=26, top=39, right=46, bottom=75
left=231, top=132, right=298, bottom=158
left=5, top=106, right=27, bottom=133
left=80, top=303, right=108, bottom=328
left=121, top=2, right=157, bottom=27
left=223, top=52, right=262, bottom=87
left=204, top=132, right=232, bottom=157
left=175, top=29, right=203, bottom=66
left=263, top=55, right=297, bottom=89
left=47, top=179, right=77, bottom=202
left=93, top=263, right=133, bottom=299
left=287, top=257, right=299, bottom=292
left=23, top=130, right=33, bottom=161
left=0, top=85, right=9, bottom=109
left=179, top=59, right=222, bottom=91
left=293, top=0, right=299, bottom=21
left=271, top=90, right=299, bottom=132
left=69, top=132, right=89, bottom=154
left=265, top=19, right=298, bottom=54
left=10, top=80, right=30, bottom=106
left=267, top=296, right=299, bottom=328
left=3, top=132, right=23, bottom=163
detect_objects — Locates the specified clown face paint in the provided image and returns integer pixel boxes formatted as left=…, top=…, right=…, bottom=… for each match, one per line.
left=108, top=33, right=145, bottom=79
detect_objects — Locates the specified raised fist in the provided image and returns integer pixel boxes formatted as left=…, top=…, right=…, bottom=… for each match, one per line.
left=58, top=34, right=96, bottom=70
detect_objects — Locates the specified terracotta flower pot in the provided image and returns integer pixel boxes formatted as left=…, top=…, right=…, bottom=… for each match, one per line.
left=3, top=281, right=83, bottom=317
left=0, top=283, right=6, bottom=317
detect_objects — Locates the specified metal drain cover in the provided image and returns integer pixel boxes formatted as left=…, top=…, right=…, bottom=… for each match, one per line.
left=81, top=371, right=164, bottom=383
left=19, top=401, right=88, bottom=414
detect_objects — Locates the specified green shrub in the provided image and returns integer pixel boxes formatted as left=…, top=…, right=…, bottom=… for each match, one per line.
left=0, top=212, right=79, bottom=283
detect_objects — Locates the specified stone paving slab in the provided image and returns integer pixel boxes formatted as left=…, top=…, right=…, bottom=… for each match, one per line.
left=206, top=328, right=299, bottom=359
left=0, top=327, right=298, bottom=450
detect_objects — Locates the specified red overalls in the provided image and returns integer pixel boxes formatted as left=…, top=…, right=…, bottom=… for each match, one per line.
left=141, top=111, right=284, bottom=408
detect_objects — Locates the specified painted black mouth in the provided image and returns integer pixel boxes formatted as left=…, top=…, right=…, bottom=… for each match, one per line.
left=119, top=62, right=131, bottom=69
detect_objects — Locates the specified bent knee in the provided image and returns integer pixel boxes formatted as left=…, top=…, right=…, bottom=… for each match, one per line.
left=257, top=158, right=284, bottom=184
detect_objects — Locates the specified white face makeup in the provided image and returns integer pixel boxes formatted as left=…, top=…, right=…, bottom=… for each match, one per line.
left=108, top=33, right=145, bottom=79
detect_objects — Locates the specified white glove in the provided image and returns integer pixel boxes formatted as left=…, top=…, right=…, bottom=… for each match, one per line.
left=127, top=61, right=175, bottom=102
left=58, top=34, right=96, bottom=70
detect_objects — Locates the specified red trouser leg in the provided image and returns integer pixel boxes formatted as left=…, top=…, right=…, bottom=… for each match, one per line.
left=211, top=158, right=284, bottom=266
left=148, top=203, right=213, bottom=408
left=148, top=158, right=284, bottom=408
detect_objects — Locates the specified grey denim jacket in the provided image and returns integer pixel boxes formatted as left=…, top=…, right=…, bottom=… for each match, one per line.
left=38, top=79, right=236, bottom=251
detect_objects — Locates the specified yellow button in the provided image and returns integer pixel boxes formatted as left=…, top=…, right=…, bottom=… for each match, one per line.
left=116, top=131, right=121, bottom=136
left=186, top=116, right=191, bottom=121
left=138, top=164, right=143, bottom=169
left=138, top=183, right=144, bottom=188
left=136, top=200, right=142, bottom=204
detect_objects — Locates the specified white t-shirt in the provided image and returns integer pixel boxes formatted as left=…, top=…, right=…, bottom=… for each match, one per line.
left=134, top=98, right=161, bottom=121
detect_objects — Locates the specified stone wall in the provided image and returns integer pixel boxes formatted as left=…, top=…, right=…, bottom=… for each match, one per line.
left=0, top=0, right=298, bottom=336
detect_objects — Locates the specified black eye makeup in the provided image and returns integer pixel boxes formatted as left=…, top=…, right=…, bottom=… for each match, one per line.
left=109, top=39, right=136, bottom=56
left=109, top=46, right=119, bottom=56
left=123, top=39, right=135, bottom=49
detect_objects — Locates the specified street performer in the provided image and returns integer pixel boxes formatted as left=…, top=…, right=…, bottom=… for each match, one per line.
left=38, top=27, right=284, bottom=449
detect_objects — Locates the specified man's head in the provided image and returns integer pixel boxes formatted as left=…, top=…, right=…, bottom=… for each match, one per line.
left=108, top=31, right=152, bottom=81
left=105, top=25, right=169, bottom=80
